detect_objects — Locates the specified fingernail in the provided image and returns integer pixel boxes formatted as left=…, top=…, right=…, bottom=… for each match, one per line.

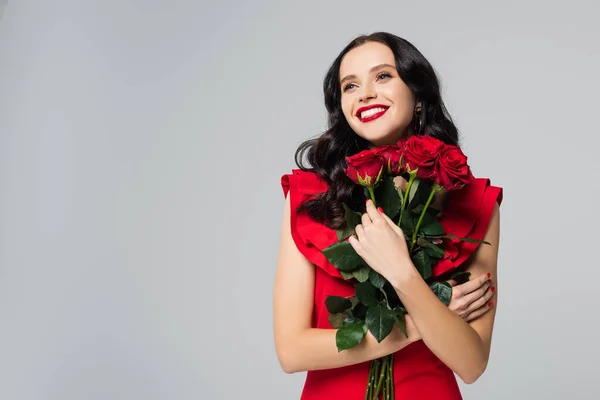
left=377, top=207, right=384, bottom=213
left=490, top=286, right=495, bottom=293
left=488, top=301, right=494, bottom=307
left=487, top=272, right=491, bottom=278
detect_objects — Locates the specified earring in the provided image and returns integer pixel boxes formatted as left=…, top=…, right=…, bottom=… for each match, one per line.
left=413, top=103, right=424, bottom=134
left=413, top=111, right=422, bottom=134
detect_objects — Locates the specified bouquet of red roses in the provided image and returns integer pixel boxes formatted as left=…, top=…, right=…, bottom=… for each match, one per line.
left=321, top=135, right=487, bottom=400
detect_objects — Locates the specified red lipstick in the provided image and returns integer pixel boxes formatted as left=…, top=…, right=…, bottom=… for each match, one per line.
left=356, top=104, right=389, bottom=122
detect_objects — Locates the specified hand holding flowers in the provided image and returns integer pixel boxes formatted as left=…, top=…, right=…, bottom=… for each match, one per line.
left=348, top=199, right=415, bottom=290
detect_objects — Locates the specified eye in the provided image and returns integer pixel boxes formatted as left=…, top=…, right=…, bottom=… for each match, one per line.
left=377, top=72, right=392, bottom=80
left=342, top=83, right=356, bottom=92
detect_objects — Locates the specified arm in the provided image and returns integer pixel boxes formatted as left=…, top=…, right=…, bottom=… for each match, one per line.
left=389, top=203, right=501, bottom=384
left=272, top=193, right=418, bottom=374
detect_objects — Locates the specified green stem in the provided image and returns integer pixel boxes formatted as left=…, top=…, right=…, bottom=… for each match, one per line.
left=371, top=359, right=381, bottom=400
left=389, top=353, right=395, bottom=400
left=385, top=358, right=391, bottom=400
left=379, top=288, right=391, bottom=310
left=409, top=185, right=438, bottom=252
left=365, top=360, right=375, bottom=400
left=367, top=186, right=377, bottom=208
left=398, top=173, right=416, bottom=227
left=373, top=356, right=388, bottom=398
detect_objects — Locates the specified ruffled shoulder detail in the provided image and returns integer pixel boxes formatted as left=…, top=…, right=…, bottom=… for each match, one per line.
left=281, top=169, right=343, bottom=279
left=433, top=177, right=503, bottom=277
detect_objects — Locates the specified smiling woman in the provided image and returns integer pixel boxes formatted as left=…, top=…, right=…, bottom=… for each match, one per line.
left=273, top=32, right=502, bottom=400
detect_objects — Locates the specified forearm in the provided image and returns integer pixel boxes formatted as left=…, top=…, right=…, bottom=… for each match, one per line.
left=391, top=268, right=486, bottom=384
left=278, top=326, right=414, bottom=374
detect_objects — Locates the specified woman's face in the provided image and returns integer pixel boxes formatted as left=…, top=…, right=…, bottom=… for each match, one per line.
left=339, top=41, right=419, bottom=146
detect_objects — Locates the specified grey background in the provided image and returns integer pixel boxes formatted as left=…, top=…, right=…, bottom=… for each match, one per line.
left=0, top=1, right=598, bottom=399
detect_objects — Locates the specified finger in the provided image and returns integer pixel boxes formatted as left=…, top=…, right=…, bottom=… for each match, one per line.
left=452, top=273, right=489, bottom=298
left=365, top=199, right=384, bottom=223
left=458, top=280, right=491, bottom=308
left=460, top=282, right=492, bottom=314
left=348, top=234, right=364, bottom=255
left=361, top=212, right=372, bottom=227
left=355, top=224, right=365, bottom=241
left=377, top=207, right=404, bottom=235
left=447, top=279, right=458, bottom=287
left=464, top=301, right=494, bottom=322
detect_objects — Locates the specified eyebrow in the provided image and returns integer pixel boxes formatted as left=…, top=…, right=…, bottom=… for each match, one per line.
left=340, top=63, right=396, bottom=86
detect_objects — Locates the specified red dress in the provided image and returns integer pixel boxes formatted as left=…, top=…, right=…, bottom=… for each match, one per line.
left=281, top=169, right=503, bottom=400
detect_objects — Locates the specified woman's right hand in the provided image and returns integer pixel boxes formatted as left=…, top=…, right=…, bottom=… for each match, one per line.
left=446, top=272, right=495, bottom=322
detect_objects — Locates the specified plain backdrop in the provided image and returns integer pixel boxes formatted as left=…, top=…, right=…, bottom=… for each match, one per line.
left=1, top=1, right=598, bottom=399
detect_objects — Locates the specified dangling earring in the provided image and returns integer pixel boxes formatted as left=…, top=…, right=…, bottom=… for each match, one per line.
left=413, top=103, right=424, bottom=134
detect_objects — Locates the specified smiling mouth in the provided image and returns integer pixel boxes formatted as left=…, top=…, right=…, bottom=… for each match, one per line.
left=357, top=106, right=389, bottom=122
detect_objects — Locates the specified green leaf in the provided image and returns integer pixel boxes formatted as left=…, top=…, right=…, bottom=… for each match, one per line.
left=407, top=177, right=420, bottom=204
left=340, top=270, right=354, bottom=280
left=353, top=302, right=368, bottom=319
left=418, top=212, right=445, bottom=236
left=443, top=234, right=491, bottom=246
left=397, top=185, right=404, bottom=208
left=430, top=281, right=452, bottom=306
left=392, top=308, right=408, bottom=338
left=366, top=305, right=396, bottom=343
left=352, top=265, right=370, bottom=283
left=336, top=203, right=362, bottom=241
left=322, top=241, right=365, bottom=272
left=356, top=281, right=379, bottom=307
left=408, top=178, right=432, bottom=207
left=411, top=203, right=424, bottom=215
left=328, top=310, right=352, bottom=329
left=325, top=296, right=353, bottom=314
left=400, top=211, right=418, bottom=235
left=412, top=251, right=433, bottom=280
left=449, top=270, right=471, bottom=285
left=343, top=317, right=363, bottom=325
left=417, top=237, right=445, bottom=259
left=375, top=176, right=401, bottom=219
left=368, top=270, right=386, bottom=289
left=336, top=322, right=367, bottom=351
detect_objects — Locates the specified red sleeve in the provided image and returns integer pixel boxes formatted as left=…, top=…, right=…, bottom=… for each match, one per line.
left=281, top=169, right=342, bottom=279
left=433, top=178, right=503, bottom=277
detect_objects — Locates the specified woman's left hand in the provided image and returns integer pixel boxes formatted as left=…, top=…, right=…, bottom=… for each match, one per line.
left=348, top=199, right=414, bottom=283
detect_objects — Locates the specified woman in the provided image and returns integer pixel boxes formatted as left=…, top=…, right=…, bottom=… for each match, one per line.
left=273, top=32, right=502, bottom=399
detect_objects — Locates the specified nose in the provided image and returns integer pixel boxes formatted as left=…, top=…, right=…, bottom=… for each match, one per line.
left=358, top=85, right=377, bottom=102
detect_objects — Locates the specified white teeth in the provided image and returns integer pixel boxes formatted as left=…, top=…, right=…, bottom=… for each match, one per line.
left=360, top=107, right=387, bottom=119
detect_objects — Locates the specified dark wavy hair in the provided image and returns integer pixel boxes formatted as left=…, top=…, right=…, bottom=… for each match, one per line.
left=295, top=32, right=460, bottom=229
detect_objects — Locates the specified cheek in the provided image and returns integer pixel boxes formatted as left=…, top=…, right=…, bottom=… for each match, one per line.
left=341, top=97, right=355, bottom=121
left=387, top=86, right=415, bottom=118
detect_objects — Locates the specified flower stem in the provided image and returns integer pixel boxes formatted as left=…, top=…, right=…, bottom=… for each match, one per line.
left=409, top=185, right=439, bottom=252
left=385, top=358, right=391, bottom=400
left=390, top=353, right=395, bottom=399
left=367, top=186, right=377, bottom=208
left=365, top=360, right=375, bottom=400
left=398, top=173, right=416, bottom=227
left=373, top=356, right=388, bottom=398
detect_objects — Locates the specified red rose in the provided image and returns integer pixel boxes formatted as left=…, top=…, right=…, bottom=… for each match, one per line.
left=344, top=149, right=385, bottom=187
left=435, top=145, right=474, bottom=191
left=402, top=135, right=444, bottom=180
left=376, top=144, right=404, bottom=175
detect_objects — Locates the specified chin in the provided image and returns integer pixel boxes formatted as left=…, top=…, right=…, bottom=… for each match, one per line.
left=359, top=130, right=404, bottom=147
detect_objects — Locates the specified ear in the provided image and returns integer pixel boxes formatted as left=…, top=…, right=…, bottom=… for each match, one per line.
left=415, top=100, right=422, bottom=112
